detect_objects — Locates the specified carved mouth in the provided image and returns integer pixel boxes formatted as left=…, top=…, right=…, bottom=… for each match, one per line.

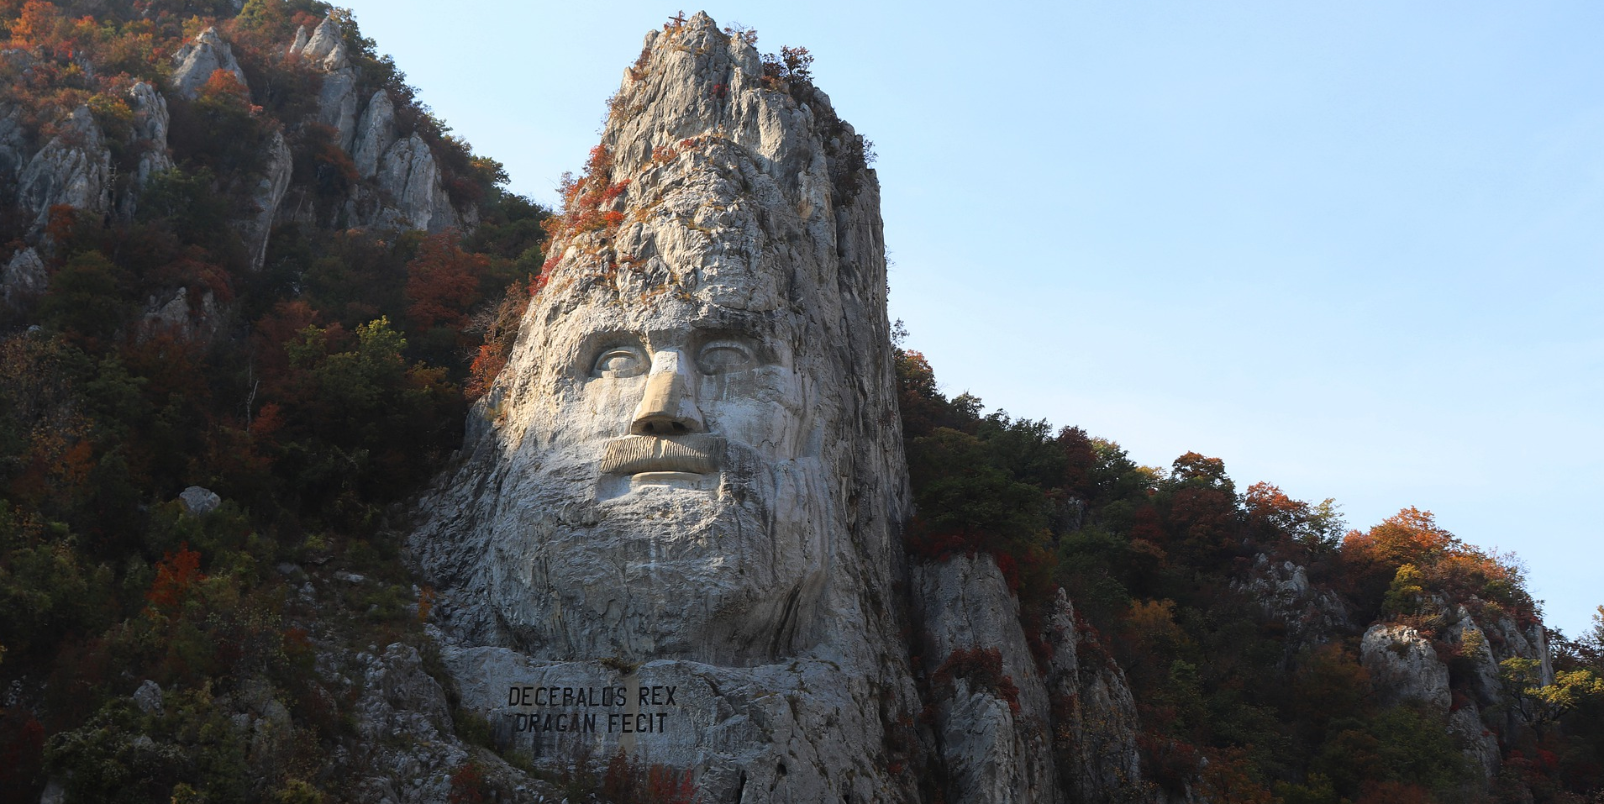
left=600, top=435, right=724, bottom=476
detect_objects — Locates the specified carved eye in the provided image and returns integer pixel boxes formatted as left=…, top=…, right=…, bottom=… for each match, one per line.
left=696, top=340, right=755, bottom=375
left=592, top=346, right=647, bottom=378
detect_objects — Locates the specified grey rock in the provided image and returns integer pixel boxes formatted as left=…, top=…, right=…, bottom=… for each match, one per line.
left=0, top=103, right=30, bottom=184
left=117, top=82, right=174, bottom=219
left=1449, top=703, right=1500, bottom=780
left=914, top=555, right=1146, bottom=804
left=1360, top=623, right=1451, bottom=710
left=1043, top=589, right=1146, bottom=802
left=132, top=679, right=163, bottom=716
left=233, top=129, right=292, bottom=272
left=138, top=286, right=219, bottom=342
left=178, top=486, right=221, bottom=516
left=293, top=18, right=359, bottom=149
left=2, top=247, right=46, bottom=309
left=351, top=90, right=396, bottom=179
left=1238, top=553, right=1350, bottom=648
left=16, top=106, right=110, bottom=232
left=375, top=134, right=457, bottom=232
left=915, top=554, right=1058, bottom=803
left=38, top=777, right=66, bottom=804
left=169, top=27, right=247, bottom=101
left=126, top=82, right=173, bottom=185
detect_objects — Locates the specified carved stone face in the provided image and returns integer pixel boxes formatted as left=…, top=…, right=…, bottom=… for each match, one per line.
left=481, top=291, right=833, bottom=665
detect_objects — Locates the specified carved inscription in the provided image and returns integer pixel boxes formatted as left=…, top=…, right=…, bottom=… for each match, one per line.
left=504, top=685, right=679, bottom=734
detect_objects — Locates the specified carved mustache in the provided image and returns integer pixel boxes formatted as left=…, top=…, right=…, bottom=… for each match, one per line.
left=600, top=435, right=725, bottom=476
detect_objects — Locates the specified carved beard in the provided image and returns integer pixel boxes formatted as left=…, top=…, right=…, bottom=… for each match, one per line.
left=483, top=440, right=832, bottom=666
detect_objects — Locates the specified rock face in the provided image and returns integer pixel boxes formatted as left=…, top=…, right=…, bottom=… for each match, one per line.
left=1360, top=623, right=1451, bottom=710
left=15, top=105, right=110, bottom=233
left=2, top=247, right=46, bottom=310
left=169, top=27, right=248, bottom=100
left=373, top=134, right=457, bottom=232
left=411, top=13, right=918, bottom=801
left=1362, top=606, right=1553, bottom=785
left=1238, top=553, right=1351, bottom=650
left=915, top=556, right=1057, bottom=802
left=351, top=90, right=396, bottom=179
left=289, top=18, right=359, bottom=150
left=235, top=130, right=293, bottom=271
left=913, top=555, right=1145, bottom=804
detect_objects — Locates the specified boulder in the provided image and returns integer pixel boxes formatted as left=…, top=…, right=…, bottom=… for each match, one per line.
left=178, top=486, right=221, bottom=516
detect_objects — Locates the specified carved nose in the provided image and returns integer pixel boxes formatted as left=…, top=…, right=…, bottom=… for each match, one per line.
left=630, top=350, right=705, bottom=436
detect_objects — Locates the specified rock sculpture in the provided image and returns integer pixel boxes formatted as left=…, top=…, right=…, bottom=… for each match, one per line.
left=411, top=13, right=1155, bottom=802
left=412, top=12, right=920, bottom=800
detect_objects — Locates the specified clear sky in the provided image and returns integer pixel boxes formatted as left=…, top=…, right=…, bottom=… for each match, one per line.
left=335, top=1, right=1604, bottom=637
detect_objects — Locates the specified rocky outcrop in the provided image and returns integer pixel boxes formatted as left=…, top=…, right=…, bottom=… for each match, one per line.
left=351, top=89, right=396, bottom=179
left=346, top=644, right=468, bottom=803
left=15, top=105, right=110, bottom=233
left=1238, top=553, right=1351, bottom=650
left=0, top=103, right=30, bottom=183
left=234, top=129, right=292, bottom=271
left=117, top=81, right=175, bottom=219
left=290, top=18, right=359, bottom=150
left=126, top=82, right=173, bottom=185
left=169, top=27, right=248, bottom=100
left=138, top=285, right=220, bottom=342
left=374, top=134, right=457, bottom=232
left=1360, top=623, right=1451, bottom=710
left=915, top=555, right=1058, bottom=803
left=2, top=247, right=46, bottom=310
left=1043, top=590, right=1146, bottom=802
left=914, top=555, right=1145, bottom=804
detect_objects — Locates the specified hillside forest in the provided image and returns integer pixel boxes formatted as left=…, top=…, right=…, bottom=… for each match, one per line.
left=0, top=2, right=1601, bottom=803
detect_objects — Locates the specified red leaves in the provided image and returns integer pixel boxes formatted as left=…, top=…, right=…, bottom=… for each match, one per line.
left=403, top=232, right=487, bottom=331
left=147, top=543, right=204, bottom=613
left=932, top=647, right=1020, bottom=713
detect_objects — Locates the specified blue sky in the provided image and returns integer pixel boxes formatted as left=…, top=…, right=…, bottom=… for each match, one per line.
left=337, top=1, right=1604, bottom=637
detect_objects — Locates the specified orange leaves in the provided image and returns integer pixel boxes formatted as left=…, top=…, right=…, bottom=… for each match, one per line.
left=403, top=232, right=487, bottom=331
left=465, top=342, right=506, bottom=402
left=147, top=543, right=204, bottom=613
left=1343, top=506, right=1457, bottom=568
left=200, top=67, right=248, bottom=100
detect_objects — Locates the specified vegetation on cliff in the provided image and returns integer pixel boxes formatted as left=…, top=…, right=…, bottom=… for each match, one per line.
left=896, top=338, right=1604, bottom=803
left=0, top=1, right=547, bottom=799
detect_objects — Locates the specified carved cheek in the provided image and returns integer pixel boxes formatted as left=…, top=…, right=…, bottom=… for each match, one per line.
left=700, top=368, right=807, bottom=455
